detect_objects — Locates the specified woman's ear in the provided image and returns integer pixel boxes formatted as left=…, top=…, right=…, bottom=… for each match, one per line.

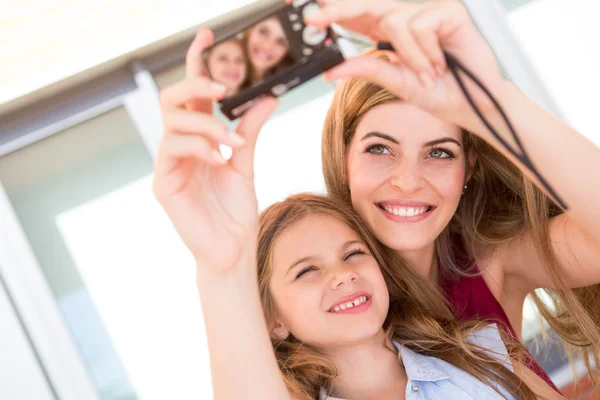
left=466, top=149, right=478, bottom=183
left=270, top=320, right=290, bottom=341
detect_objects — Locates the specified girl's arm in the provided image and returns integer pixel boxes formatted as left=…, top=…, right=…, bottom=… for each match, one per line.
left=153, top=27, right=292, bottom=400
left=196, top=255, right=292, bottom=400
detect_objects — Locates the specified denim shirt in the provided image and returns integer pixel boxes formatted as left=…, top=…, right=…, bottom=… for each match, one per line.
left=320, top=324, right=515, bottom=400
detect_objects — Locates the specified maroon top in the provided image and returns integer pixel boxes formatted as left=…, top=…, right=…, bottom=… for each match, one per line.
left=439, top=236, right=561, bottom=394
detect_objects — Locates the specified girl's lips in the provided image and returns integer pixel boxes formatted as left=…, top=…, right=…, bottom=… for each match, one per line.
left=328, top=296, right=372, bottom=315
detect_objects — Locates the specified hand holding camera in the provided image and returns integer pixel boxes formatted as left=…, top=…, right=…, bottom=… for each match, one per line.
left=153, top=28, right=279, bottom=274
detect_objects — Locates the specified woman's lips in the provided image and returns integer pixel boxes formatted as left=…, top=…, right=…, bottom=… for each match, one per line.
left=377, top=202, right=436, bottom=222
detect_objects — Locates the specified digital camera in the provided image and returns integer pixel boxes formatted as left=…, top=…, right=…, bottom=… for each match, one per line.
left=202, top=0, right=345, bottom=120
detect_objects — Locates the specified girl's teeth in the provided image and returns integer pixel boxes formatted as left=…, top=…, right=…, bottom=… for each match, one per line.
left=331, top=296, right=368, bottom=312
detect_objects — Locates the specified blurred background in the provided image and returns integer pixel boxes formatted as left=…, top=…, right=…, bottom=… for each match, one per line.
left=0, top=0, right=598, bottom=399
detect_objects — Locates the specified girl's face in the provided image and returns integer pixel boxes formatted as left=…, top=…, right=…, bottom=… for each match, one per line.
left=206, top=41, right=247, bottom=94
left=346, top=101, right=468, bottom=253
left=269, top=215, right=389, bottom=350
left=246, top=18, right=289, bottom=76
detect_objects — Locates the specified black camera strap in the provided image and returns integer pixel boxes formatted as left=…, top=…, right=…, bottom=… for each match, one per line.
left=370, top=41, right=567, bottom=210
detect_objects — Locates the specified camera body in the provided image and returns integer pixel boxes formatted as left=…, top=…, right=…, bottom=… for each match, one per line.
left=202, top=0, right=345, bottom=120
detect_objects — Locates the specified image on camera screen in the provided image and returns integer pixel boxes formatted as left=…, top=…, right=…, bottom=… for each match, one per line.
left=204, top=16, right=297, bottom=98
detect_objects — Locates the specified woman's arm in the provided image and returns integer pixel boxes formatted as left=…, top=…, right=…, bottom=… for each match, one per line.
left=306, top=0, right=600, bottom=290
left=196, top=255, right=292, bottom=400
left=478, top=82, right=600, bottom=291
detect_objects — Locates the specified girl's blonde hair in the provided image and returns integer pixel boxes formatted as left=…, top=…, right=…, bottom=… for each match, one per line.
left=321, top=50, right=600, bottom=384
left=257, top=193, right=536, bottom=399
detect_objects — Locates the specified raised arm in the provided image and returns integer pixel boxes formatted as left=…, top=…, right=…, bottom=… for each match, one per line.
left=152, top=28, right=291, bottom=400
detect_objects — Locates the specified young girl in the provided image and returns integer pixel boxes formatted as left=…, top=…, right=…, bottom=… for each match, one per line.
left=205, top=38, right=249, bottom=96
left=153, top=35, right=563, bottom=396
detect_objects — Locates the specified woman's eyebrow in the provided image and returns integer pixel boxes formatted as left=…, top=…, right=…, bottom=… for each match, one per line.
left=360, top=132, right=399, bottom=144
left=423, top=138, right=462, bottom=147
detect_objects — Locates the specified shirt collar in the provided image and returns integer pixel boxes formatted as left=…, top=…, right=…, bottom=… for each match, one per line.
left=393, top=342, right=451, bottom=382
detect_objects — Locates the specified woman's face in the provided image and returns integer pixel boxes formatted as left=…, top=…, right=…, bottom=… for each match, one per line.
left=346, top=101, right=467, bottom=253
left=269, top=215, right=389, bottom=350
left=246, top=18, right=289, bottom=76
left=206, top=40, right=247, bottom=95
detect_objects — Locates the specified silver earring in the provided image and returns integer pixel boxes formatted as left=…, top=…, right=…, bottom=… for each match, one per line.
left=462, top=184, right=468, bottom=195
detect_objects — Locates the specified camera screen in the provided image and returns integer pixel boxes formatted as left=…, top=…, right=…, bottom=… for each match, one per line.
left=202, top=4, right=331, bottom=103
left=204, top=16, right=296, bottom=98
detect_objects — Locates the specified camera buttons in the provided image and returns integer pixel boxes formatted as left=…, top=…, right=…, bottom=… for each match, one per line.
left=302, top=3, right=320, bottom=19
left=302, top=25, right=327, bottom=46
left=302, top=47, right=314, bottom=56
left=288, top=13, right=299, bottom=22
left=293, top=22, right=303, bottom=31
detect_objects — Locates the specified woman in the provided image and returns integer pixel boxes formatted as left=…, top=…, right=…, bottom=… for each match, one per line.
left=309, top=0, right=600, bottom=391
left=244, top=17, right=294, bottom=83
left=205, top=38, right=249, bottom=96
left=152, top=37, right=562, bottom=395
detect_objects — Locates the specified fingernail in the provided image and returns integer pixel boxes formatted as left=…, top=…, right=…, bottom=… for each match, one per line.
left=228, top=131, right=246, bottom=146
left=212, top=150, right=226, bottom=164
left=419, top=72, right=436, bottom=89
left=211, top=82, right=227, bottom=93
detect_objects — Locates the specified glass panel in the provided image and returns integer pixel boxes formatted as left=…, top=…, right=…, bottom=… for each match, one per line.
left=0, top=107, right=148, bottom=400
left=502, top=0, right=600, bottom=145
left=0, top=107, right=213, bottom=400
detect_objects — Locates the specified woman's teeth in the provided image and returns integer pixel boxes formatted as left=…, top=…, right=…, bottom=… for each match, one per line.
left=381, top=205, right=430, bottom=217
left=330, top=296, right=368, bottom=313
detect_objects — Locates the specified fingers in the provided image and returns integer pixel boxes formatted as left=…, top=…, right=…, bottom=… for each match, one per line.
left=305, top=0, right=394, bottom=27
left=160, top=76, right=226, bottom=109
left=161, top=133, right=225, bottom=167
left=163, top=108, right=246, bottom=148
left=380, top=10, right=437, bottom=87
left=230, top=97, right=280, bottom=180
left=186, top=28, right=214, bottom=79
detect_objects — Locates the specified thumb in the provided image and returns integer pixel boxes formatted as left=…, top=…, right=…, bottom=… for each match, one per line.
left=230, top=96, right=280, bottom=179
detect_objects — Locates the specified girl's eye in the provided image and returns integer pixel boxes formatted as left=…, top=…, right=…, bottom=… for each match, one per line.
left=259, top=27, right=269, bottom=36
left=344, top=249, right=366, bottom=261
left=428, top=148, right=456, bottom=159
left=365, top=144, right=391, bottom=155
left=295, top=266, right=317, bottom=279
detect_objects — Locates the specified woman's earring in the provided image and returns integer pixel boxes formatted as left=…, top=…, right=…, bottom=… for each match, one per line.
left=462, top=184, right=468, bottom=195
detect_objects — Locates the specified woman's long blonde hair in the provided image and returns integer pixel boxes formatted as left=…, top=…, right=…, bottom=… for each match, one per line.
left=321, top=50, right=600, bottom=383
left=257, top=193, right=537, bottom=399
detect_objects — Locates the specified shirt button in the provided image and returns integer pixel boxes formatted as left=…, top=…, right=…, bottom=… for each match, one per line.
left=412, top=384, right=420, bottom=392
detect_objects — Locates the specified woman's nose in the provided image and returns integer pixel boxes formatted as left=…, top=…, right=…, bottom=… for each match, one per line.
left=389, top=160, right=425, bottom=194
left=330, top=267, right=358, bottom=290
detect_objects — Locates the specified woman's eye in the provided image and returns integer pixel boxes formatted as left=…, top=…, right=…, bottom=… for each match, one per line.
left=277, top=38, right=288, bottom=48
left=428, top=148, right=455, bottom=159
left=295, top=266, right=317, bottom=279
left=259, top=27, right=269, bottom=37
left=365, top=144, right=391, bottom=155
left=344, top=249, right=366, bottom=261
